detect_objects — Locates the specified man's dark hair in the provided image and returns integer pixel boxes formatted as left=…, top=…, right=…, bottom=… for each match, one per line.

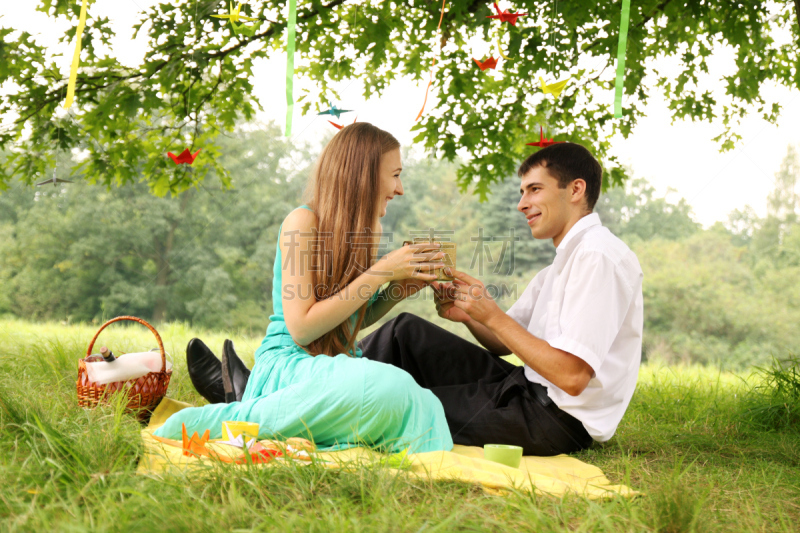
left=517, top=143, right=603, bottom=211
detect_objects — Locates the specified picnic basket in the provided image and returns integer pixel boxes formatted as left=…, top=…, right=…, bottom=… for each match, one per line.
left=76, top=316, right=172, bottom=419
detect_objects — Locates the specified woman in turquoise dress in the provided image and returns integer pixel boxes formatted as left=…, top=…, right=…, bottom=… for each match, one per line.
left=154, top=123, right=453, bottom=453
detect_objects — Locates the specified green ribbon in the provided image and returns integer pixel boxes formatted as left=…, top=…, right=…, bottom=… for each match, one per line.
left=614, top=0, right=631, bottom=118
left=285, top=0, right=297, bottom=137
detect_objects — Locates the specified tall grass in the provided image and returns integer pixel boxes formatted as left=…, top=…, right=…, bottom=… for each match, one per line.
left=1, top=318, right=799, bottom=532
left=743, top=356, right=800, bottom=431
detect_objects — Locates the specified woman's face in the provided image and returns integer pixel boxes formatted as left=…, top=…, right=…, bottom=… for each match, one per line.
left=378, top=148, right=404, bottom=218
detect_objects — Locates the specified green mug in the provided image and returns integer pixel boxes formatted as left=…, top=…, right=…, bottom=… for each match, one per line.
left=483, top=444, right=523, bottom=468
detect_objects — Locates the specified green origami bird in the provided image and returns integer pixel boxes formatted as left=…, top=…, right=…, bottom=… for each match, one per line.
left=230, top=19, right=261, bottom=36
left=317, top=102, right=353, bottom=120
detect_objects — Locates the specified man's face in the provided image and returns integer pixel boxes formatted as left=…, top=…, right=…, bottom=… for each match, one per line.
left=517, top=165, right=577, bottom=244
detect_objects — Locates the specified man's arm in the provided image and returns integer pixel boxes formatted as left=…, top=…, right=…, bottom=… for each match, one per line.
left=446, top=269, right=593, bottom=396
left=464, top=318, right=512, bottom=355
left=484, top=313, right=593, bottom=396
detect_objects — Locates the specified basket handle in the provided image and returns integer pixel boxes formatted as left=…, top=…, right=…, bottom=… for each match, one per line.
left=85, top=316, right=166, bottom=372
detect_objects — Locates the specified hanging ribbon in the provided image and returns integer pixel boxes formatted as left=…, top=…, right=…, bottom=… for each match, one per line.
left=63, top=0, right=88, bottom=109
left=415, top=0, right=447, bottom=121
left=614, top=0, right=631, bottom=118
left=496, top=37, right=512, bottom=60
left=284, top=0, right=297, bottom=136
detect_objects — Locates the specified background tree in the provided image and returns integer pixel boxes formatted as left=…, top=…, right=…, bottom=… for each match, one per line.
left=4, top=125, right=800, bottom=370
left=595, top=177, right=701, bottom=243
left=1, top=0, right=797, bottom=196
left=0, top=124, right=310, bottom=330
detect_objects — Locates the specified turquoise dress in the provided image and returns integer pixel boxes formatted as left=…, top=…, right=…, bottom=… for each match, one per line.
left=154, top=206, right=453, bottom=453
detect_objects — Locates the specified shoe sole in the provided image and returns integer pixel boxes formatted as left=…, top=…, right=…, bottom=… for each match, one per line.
left=222, top=339, right=235, bottom=403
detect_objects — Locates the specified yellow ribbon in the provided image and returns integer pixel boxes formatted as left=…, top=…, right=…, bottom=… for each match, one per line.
left=496, top=37, right=512, bottom=60
left=63, top=0, right=88, bottom=109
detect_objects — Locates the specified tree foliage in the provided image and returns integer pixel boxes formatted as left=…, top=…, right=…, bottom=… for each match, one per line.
left=1, top=0, right=798, bottom=196
left=0, top=124, right=309, bottom=330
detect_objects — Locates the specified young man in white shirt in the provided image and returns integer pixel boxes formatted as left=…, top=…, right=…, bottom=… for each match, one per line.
left=359, top=142, right=644, bottom=455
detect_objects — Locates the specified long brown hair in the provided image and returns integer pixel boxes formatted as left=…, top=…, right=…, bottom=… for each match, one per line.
left=305, top=122, right=400, bottom=356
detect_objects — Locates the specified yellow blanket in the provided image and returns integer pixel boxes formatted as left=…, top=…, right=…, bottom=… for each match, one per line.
left=138, top=398, right=637, bottom=499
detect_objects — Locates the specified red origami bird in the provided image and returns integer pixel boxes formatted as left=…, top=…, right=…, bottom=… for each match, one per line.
left=526, top=126, right=565, bottom=148
left=486, top=2, right=527, bottom=26
left=167, top=148, right=201, bottom=165
left=328, top=116, right=358, bottom=130
left=151, top=424, right=283, bottom=465
left=473, top=56, right=499, bottom=71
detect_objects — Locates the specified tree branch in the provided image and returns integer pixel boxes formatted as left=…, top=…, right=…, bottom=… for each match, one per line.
left=795, top=0, right=800, bottom=34
left=13, top=0, right=350, bottom=127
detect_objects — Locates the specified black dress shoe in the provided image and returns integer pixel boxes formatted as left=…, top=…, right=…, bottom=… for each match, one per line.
left=222, top=339, right=251, bottom=403
left=186, top=338, right=226, bottom=404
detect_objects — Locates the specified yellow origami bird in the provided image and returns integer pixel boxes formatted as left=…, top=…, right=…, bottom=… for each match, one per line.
left=539, top=77, right=570, bottom=98
left=212, top=2, right=259, bottom=24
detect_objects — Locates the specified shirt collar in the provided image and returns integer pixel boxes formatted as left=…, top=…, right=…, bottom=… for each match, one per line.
left=556, top=213, right=602, bottom=253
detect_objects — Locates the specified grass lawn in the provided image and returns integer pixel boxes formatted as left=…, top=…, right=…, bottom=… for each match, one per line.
left=0, top=317, right=798, bottom=532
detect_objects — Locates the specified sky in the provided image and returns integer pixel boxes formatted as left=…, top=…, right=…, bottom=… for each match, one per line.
left=2, top=1, right=799, bottom=227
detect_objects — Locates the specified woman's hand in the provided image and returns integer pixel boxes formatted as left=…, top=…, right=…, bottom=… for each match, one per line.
left=431, top=281, right=472, bottom=323
left=372, top=243, right=445, bottom=283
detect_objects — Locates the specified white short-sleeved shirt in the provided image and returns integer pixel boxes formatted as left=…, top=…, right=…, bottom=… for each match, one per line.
left=506, top=213, right=643, bottom=442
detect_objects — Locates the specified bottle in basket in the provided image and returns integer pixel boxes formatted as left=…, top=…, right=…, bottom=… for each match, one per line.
left=99, top=346, right=116, bottom=362
left=77, top=316, right=172, bottom=419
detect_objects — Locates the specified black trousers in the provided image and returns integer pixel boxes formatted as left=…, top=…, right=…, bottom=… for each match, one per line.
left=359, top=313, right=593, bottom=456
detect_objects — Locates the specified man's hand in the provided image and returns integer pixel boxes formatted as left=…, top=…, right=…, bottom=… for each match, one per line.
left=431, top=281, right=471, bottom=323
left=448, top=269, right=504, bottom=325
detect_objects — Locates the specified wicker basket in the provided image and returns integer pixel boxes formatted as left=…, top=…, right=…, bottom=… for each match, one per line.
left=76, top=316, right=172, bottom=419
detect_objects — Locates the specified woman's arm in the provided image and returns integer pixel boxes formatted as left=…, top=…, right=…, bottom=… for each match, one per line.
left=280, top=209, right=444, bottom=346
left=362, top=285, right=398, bottom=328
left=362, top=278, right=427, bottom=328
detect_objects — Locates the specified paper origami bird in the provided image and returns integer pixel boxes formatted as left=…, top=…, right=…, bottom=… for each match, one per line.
left=540, top=77, right=570, bottom=98
left=218, top=433, right=256, bottom=449
left=212, top=2, right=261, bottom=35
left=153, top=424, right=282, bottom=464
left=150, top=426, right=319, bottom=466
left=182, top=424, right=211, bottom=457
left=318, top=102, right=353, bottom=120
left=212, top=2, right=259, bottom=24
left=167, top=148, right=201, bottom=165
left=526, top=126, right=565, bottom=148
left=473, top=56, right=499, bottom=71
left=328, top=116, right=358, bottom=130
left=226, top=441, right=283, bottom=464
left=230, top=19, right=261, bottom=36
left=486, top=2, right=527, bottom=26
left=35, top=174, right=74, bottom=187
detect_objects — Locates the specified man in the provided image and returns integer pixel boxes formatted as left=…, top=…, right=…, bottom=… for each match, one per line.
left=358, top=142, right=644, bottom=455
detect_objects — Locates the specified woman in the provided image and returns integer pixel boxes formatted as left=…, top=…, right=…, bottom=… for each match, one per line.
left=154, top=123, right=453, bottom=453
